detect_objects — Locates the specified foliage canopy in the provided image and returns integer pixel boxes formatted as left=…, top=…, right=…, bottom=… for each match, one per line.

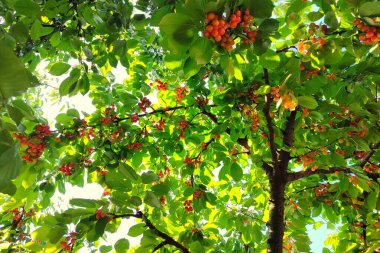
left=0, top=0, right=380, bottom=252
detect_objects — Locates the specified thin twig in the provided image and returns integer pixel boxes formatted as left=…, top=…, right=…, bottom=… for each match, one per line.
left=110, top=211, right=190, bottom=253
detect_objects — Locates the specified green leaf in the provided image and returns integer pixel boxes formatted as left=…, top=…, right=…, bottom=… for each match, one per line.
left=230, top=162, right=243, bottom=182
left=324, top=11, right=339, bottom=29
left=234, top=66, right=243, bottom=81
left=95, top=218, right=109, bottom=237
left=259, top=50, right=280, bottom=69
left=47, top=226, right=66, bottom=244
left=255, top=85, right=271, bottom=95
left=359, top=2, right=380, bottom=17
left=69, top=198, right=98, bottom=209
left=115, top=238, right=130, bottom=253
left=143, top=191, right=161, bottom=208
left=297, top=96, right=318, bottom=109
left=218, top=163, right=229, bottom=181
left=183, top=57, right=201, bottom=78
left=105, top=169, right=132, bottom=192
left=49, top=62, right=71, bottom=76
left=128, top=223, right=146, bottom=237
left=259, top=19, right=279, bottom=35
left=220, top=55, right=234, bottom=78
left=10, top=22, right=29, bottom=44
left=31, top=226, right=51, bottom=242
left=11, top=99, right=35, bottom=120
left=120, top=93, right=139, bottom=108
left=13, top=0, right=40, bottom=17
left=100, top=245, right=113, bottom=253
left=49, top=32, right=61, bottom=47
left=190, top=241, right=204, bottom=253
left=244, top=0, right=274, bottom=19
left=141, top=171, right=159, bottom=184
left=0, top=40, right=30, bottom=100
left=164, top=54, right=184, bottom=70
left=0, top=181, right=17, bottom=195
left=189, top=37, right=213, bottom=65
left=59, top=69, right=81, bottom=96
left=63, top=208, right=95, bottom=217
left=0, top=144, right=22, bottom=182
left=31, top=21, right=54, bottom=41
left=151, top=183, right=170, bottom=195
left=159, top=13, right=196, bottom=53
left=119, top=163, right=139, bottom=181
left=365, top=191, right=377, bottom=210
left=6, top=105, right=24, bottom=125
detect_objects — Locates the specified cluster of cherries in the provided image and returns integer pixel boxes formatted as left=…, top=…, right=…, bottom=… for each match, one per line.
left=154, top=119, right=165, bottom=131
left=110, top=126, right=124, bottom=141
left=160, top=196, right=166, bottom=205
left=130, top=113, right=139, bottom=123
left=298, top=23, right=328, bottom=55
left=70, top=118, right=87, bottom=139
left=154, top=79, right=167, bottom=91
left=288, top=200, right=299, bottom=211
left=271, top=86, right=281, bottom=102
left=364, top=163, right=379, bottom=173
left=60, top=232, right=77, bottom=251
left=203, top=9, right=256, bottom=51
left=238, top=104, right=260, bottom=131
left=329, top=106, right=368, bottom=138
left=300, top=153, right=317, bottom=171
left=308, top=22, right=328, bottom=35
left=126, top=142, right=143, bottom=150
left=308, top=23, right=327, bottom=46
left=183, top=157, right=201, bottom=167
left=95, top=209, right=107, bottom=219
left=315, top=183, right=329, bottom=197
left=353, top=18, right=380, bottom=45
left=184, top=200, right=193, bottom=212
left=193, top=189, right=204, bottom=199
left=58, top=163, right=75, bottom=176
left=176, top=87, right=187, bottom=103
left=158, top=167, right=170, bottom=178
left=8, top=208, right=25, bottom=228
left=178, top=120, right=189, bottom=132
left=138, top=97, right=152, bottom=112
left=100, top=105, right=119, bottom=125
left=178, top=120, right=189, bottom=139
left=195, top=96, right=209, bottom=107
left=13, top=124, right=51, bottom=163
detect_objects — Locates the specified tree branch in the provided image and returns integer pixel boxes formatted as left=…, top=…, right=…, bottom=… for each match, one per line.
left=263, top=68, right=278, bottom=168
left=287, top=142, right=379, bottom=182
left=291, top=185, right=320, bottom=195
left=111, top=211, right=190, bottom=253
left=201, top=110, right=218, bottom=124
left=287, top=167, right=349, bottom=182
left=276, top=45, right=297, bottom=53
left=202, top=110, right=250, bottom=152
left=279, top=110, right=297, bottom=178
left=359, top=142, right=379, bottom=167
left=153, top=241, right=170, bottom=252
left=262, top=161, right=273, bottom=178
left=118, top=105, right=189, bottom=122
left=282, top=110, right=297, bottom=147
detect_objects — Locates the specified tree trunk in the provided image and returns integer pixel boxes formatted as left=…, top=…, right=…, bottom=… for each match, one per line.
left=267, top=176, right=286, bottom=253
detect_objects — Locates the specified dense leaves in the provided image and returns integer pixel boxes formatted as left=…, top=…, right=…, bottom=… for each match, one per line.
left=0, top=0, right=379, bottom=252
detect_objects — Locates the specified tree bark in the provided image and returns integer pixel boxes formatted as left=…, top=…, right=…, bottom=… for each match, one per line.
left=267, top=175, right=286, bottom=253
left=266, top=110, right=296, bottom=252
